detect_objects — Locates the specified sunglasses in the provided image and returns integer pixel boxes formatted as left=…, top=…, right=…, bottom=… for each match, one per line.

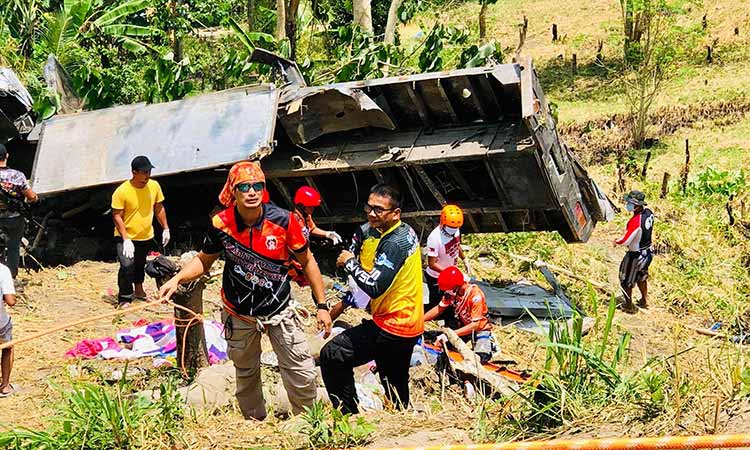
left=364, top=203, right=396, bottom=216
left=235, top=181, right=265, bottom=193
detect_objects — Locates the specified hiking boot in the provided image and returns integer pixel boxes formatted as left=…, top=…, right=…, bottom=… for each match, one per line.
left=620, top=300, right=638, bottom=314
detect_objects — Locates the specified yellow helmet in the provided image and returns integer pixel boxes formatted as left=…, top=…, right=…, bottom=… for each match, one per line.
left=440, top=204, right=464, bottom=228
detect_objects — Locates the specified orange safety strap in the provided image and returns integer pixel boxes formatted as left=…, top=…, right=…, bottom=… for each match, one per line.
left=372, top=433, right=750, bottom=450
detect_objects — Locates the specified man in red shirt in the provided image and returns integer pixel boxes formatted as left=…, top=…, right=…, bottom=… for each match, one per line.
left=424, top=266, right=495, bottom=363
left=159, top=161, right=332, bottom=420
left=613, top=190, right=654, bottom=313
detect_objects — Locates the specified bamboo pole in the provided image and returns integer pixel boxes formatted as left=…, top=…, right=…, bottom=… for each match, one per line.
left=0, top=299, right=164, bottom=351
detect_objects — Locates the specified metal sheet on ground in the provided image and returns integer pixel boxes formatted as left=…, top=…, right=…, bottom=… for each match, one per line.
left=31, top=84, right=278, bottom=194
left=478, top=279, right=575, bottom=318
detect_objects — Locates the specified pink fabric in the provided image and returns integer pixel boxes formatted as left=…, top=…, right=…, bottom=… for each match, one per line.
left=65, top=337, right=121, bottom=359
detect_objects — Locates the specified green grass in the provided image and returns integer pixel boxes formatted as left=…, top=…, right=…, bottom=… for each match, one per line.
left=410, top=0, right=750, bottom=122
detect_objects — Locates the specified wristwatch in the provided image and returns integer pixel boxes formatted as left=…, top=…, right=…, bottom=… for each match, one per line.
left=316, top=302, right=330, bottom=311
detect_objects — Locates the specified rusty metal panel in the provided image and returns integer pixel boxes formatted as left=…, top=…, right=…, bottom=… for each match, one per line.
left=31, top=84, right=278, bottom=194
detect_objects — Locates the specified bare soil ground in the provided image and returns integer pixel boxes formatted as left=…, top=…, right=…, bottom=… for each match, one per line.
left=1, top=252, right=748, bottom=449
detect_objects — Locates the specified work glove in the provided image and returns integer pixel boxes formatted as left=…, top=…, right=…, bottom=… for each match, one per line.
left=435, top=333, right=448, bottom=346
left=327, top=231, right=342, bottom=245
left=162, top=229, right=171, bottom=247
left=463, top=256, right=473, bottom=277
left=122, top=239, right=135, bottom=259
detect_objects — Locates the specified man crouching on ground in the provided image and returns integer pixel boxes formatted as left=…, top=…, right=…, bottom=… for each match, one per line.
left=320, top=184, right=424, bottom=414
left=159, top=161, right=332, bottom=420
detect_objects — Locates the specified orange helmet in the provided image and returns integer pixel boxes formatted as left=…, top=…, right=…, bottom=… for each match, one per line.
left=294, top=186, right=321, bottom=207
left=440, top=205, right=464, bottom=228
left=438, top=266, right=465, bottom=291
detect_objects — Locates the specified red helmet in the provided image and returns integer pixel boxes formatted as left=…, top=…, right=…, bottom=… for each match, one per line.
left=262, top=189, right=270, bottom=204
left=438, top=266, right=465, bottom=291
left=294, top=186, right=321, bottom=207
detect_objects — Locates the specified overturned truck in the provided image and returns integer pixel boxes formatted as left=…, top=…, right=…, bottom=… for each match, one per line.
left=29, top=57, right=611, bottom=262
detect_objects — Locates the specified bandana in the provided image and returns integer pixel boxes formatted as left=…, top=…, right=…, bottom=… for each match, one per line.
left=219, top=161, right=265, bottom=207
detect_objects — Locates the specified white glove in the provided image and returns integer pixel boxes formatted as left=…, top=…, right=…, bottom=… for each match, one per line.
left=162, top=229, right=171, bottom=247
left=463, top=257, right=472, bottom=277
left=122, top=239, right=135, bottom=259
left=435, top=333, right=448, bottom=346
left=327, top=231, right=342, bottom=245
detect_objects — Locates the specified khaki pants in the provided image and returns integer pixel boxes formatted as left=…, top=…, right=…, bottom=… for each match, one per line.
left=221, top=310, right=317, bottom=420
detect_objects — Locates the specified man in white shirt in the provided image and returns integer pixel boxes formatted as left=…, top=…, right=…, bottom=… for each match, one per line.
left=0, top=262, right=17, bottom=396
left=424, top=205, right=472, bottom=312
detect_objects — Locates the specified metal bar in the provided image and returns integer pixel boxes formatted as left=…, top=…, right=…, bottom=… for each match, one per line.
left=460, top=77, right=488, bottom=120
left=494, top=212, right=509, bottom=232
left=372, top=169, right=385, bottom=183
left=271, top=178, right=294, bottom=210
left=412, top=165, right=446, bottom=206
left=434, top=79, right=460, bottom=124
left=399, top=167, right=426, bottom=210
left=446, top=162, right=478, bottom=200
left=520, top=57, right=535, bottom=118
left=304, top=176, right=331, bottom=216
left=483, top=159, right=510, bottom=207
left=473, top=74, right=502, bottom=117
left=404, top=82, right=431, bottom=127
left=316, top=205, right=508, bottom=224
left=465, top=212, right=480, bottom=232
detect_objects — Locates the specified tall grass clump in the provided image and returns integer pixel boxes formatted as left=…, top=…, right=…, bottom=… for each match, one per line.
left=299, top=400, right=375, bottom=449
left=474, top=294, right=632, bottom=440
left=0, top=376, right=185, bottom=450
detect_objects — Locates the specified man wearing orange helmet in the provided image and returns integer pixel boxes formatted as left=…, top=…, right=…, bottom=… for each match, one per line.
left=424, top=205, right=472, bottom=311
left=293, top=186, right=342, bottom=245
left=424, top=265, right=495, bottom=363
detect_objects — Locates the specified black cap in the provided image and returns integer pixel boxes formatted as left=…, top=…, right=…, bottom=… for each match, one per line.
left=624, top=190, right=647, bottom=206
left=0, top=144, right=7, bottom=160
left=131, top=155, right=155, bottom=172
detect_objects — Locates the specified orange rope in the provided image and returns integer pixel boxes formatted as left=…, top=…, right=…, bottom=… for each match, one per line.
left=0, top=298, right=206, bottom=378
left=373, top=434, right=750, bottom=450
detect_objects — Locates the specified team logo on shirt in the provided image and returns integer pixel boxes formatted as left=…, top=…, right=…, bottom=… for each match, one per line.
left=375, top=253, right=395, bottom=270
left=265, top=236, right=278, bottom=250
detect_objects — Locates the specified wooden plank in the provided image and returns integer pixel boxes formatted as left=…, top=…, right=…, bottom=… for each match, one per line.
left=304, top=176, right=332, bottom=216
left=399, top=167, right=426, bottom=210
left=446, top=162, right=478, bottom=199
left=271, top=178, right=294, bottom=209
left=404, top=82, right=431, bottom=127
left=412, top=165, right=447, bottom=206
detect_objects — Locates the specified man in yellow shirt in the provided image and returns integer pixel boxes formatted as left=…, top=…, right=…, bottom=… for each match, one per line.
left=111, top=156, right=169, bottom=309
left=320, top=184, right=424, bottom=414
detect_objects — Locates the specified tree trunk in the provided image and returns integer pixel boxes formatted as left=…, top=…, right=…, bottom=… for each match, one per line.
left=479, top=1, right=487, bottom=42
left=276, top=0, right=287, bottom=41
left=173, top=279, right=209, bottom=374
left=353, top=0, right=373, bottom=33
left=247, top=0, right=255, bottom=31
left=384, top=0, right=404, bottom=45
left=154, top=275, right=210, bottom=376
left=172, top=0, right=184, bottom=62
left=285, top=0, right=301, bottom=60
left=660, top=172, right=671, bottom=198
